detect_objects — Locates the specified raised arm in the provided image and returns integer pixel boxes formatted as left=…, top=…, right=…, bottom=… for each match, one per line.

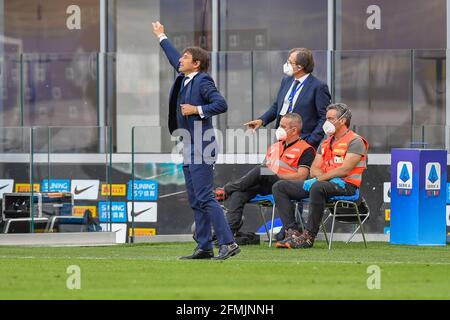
left=152, top=21, right=181, bottom=72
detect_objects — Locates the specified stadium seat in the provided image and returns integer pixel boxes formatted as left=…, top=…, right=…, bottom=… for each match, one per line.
left=249, top=194, right=276, bottom=247
left=300, top=189, right=370, bottom=250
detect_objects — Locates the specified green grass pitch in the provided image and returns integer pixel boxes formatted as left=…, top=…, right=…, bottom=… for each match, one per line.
left=0, top=241, right=449, bottom=299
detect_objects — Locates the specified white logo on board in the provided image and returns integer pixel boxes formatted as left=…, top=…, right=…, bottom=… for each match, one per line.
left=0, top=179, right=14, bottom=197
left=127, top=202, right=157, bottom=223
left=397, top=161, right=412, bottom=189
left=425, top=162, right=441, bottom=191
left=71, top=180, right=100, bottom=200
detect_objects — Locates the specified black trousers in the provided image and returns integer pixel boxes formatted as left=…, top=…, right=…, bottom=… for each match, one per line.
left=272, top=180, right=357, bottom=235
left=223, top=166, right=279, bottom=232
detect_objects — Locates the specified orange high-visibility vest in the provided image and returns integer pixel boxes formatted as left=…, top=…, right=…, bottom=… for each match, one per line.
left=320, top=130, right=369, bottom=187
left=265, top=139, right=313, bottom=175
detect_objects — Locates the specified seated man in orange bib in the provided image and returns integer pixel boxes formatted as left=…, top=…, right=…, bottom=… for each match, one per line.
left=216, top=113, right=315, bottom=237
left=272, top=103, right=369, bottom=249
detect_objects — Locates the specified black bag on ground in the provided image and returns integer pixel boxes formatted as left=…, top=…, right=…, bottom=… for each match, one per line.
left=234, top=231, right=260, bottom=245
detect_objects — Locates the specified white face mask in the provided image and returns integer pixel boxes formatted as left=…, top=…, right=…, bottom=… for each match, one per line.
left=322, top=120, right=336, bottom=136
left=322, top=110, right=348, bottom=136
left=283, top=62, right=294, bottom=77
left=275, top=127, right=288, bottom=141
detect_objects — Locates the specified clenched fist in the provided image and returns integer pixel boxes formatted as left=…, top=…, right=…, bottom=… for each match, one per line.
left=181, top=104, right=199, bottom=116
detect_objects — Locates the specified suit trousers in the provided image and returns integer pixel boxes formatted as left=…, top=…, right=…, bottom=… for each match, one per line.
left=183, top=164, right=234, bottom=250
left=223, top=166, right=279, bottom=232
left=272, top=180, right=357, bottom=235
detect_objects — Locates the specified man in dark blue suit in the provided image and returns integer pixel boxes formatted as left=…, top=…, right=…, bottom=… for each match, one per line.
left=245, top=48, right=331, bottom=149
left=152, top=21, right=239, bottom=260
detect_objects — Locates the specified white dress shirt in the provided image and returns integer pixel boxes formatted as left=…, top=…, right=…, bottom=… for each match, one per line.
left=279, top=73, right=310, bottom=116
left=184, top=72, right=205, bottom=118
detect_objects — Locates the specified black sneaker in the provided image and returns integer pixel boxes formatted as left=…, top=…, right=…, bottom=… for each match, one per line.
left=212, top=242, right=240, bottom=260
left=285, top=230, right=316, bottom=249
left=275, top=229, right=302, bottom=248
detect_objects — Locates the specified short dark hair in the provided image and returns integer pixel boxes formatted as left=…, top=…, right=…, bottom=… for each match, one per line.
left=289, top=48, right=315, bottom=74
left=183, top=47, right=210, bottom=72
left=327, top=103, right=352, bottom=127
left=282, top=113, right=303, bottom=133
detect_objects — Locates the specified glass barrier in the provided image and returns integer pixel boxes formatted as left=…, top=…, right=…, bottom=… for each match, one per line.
left=29, top=126, right=113, bottom=234
left=219, top=0, right=328, bottom=51
left=214, top=50, right=329, bottom=131
left=21, top=53, right=99, bottom=127
left=216, top=51, right=253, bottom=129
left=334, top=49, right=446, bottom=134
left=104, top=52, right=171, bottom=153
left=0, top=54, right=22, bottom=127
left=0, top=49, right=447, bottom=156
left=353, top=125, right=447, bottom=154
left=0, top=127, right=36, bottom=233
left=412, top=50, right=446, bottom=127
left=214, top=49, right=446, bottom=154
left=334, top=50, right=413, bottom=128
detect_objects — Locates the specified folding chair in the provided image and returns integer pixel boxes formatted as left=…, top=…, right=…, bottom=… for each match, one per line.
left=294, top=201, right=306, bottom=231
left=249, top=194, right=276, bottom=247
left=323, top=190, right=370, bottom=249
left=299, top=189, right=370, bottom=250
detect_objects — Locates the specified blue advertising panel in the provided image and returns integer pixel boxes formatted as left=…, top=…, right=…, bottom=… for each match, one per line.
left=446, top=183, right=450, bottom=204
left=127, top=180, right=158, bottom=201
left=391, top=149, right=446, bottom=245
left=98, top=202, right=127, bottom=223
left=41, top=179, right=71, bottom=192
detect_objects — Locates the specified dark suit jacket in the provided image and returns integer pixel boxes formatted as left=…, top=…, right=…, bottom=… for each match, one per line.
left=259, top=74, right=331, bottom=148
left=160, top=38, right=227, bottom=161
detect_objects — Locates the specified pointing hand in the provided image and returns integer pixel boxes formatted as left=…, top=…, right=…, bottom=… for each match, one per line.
left=152, top=21, right=165, bottom=38
left=244, top=119, right=263, bottom=133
